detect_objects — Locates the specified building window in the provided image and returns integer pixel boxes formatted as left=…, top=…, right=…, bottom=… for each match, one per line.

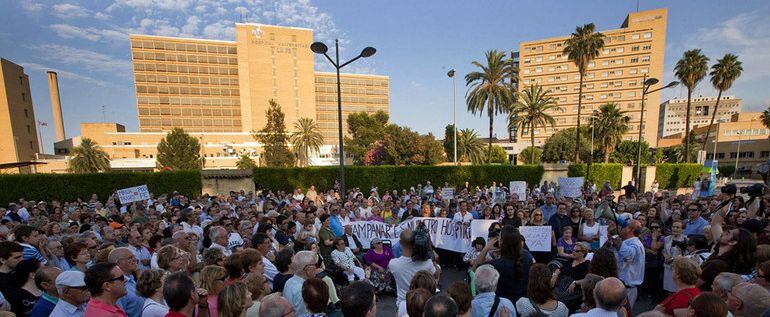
left=26, top=125, right=30, bottom=133
left=632, top=34, right=640, bottom=40
left=761, top=151, right=770, bottom=158
left=643, top=45, right=652, bottom=50
left=716, top=153, right=725, bottom=159
left=631, top=57, right=639, bottom=63
left=642, top=56, right=650, bottom=62
left=643, top=32, right=652, bottom=38
left=21, top=93, right=25, bottom=101
left=632, top=46, right=639, bottom=51
left=24, top=109, right=28, bottom=118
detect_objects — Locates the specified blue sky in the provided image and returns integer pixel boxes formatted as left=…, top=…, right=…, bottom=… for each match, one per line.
left=1, top=0, right=769, bottom=153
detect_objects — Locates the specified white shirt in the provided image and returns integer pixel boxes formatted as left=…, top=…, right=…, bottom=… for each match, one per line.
left=128, top=244, right=152, bottom=272
left=50, top=299, right=86, bottom=317
left=263, top=257, right=278, bottom=289
left=389, top=256, right=437, bottom=305
left=453, top=211, right=474, bottom=225
left=141, top=298, right=169, bottom=317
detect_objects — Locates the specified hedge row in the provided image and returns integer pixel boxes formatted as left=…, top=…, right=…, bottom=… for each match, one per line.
left=567, top=163, right=624, bottom=189
left=0, top=171, right=201, bottom=204
left=252, top=165, right=545, bottom=192
left=655, top=163, right=703, bottom=189
left=718, top=165, right=736, bottom=178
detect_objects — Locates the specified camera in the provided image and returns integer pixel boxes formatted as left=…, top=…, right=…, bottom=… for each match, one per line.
left=741, top=184, right=767, bottom=198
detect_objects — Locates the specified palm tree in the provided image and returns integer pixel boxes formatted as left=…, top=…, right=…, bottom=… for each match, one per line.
left=235, top=154, right=257, bottom=169
left=674, top=49, right=709, bottom=162
left=457, top=128, right=485, bottom=164
left=465, top=50, right=516, bottom=163
left=563, top=23, right=605, bottom=163
left=508, top=85, right=562, bottom=163
left=290, top=118, right=324, bottom=167
left=762, top=107, right=770, bottom=130
left=702, top=54, right=743, bottom=149
left=68, top=138, right=110, bottom=173
left=595, top=103, right=631, bottom=162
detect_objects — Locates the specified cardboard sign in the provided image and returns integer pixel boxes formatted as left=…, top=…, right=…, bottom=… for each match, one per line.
left=441, top=188, right=455, bottom=200
left=510, top=181, right=527, bottom=201
left=519, top=226, right=552, bottom=252
left=558, top=177, right=584, bottom=198
left=117, top=185, right=150, bottom=204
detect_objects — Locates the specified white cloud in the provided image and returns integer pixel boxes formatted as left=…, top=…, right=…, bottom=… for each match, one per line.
left=202, top=20, right=235, bottom=40
left=31, top=44, right=131, bottom=75
left=50, top=24, right=127, bottom=42
left=19, top=62, right=115, bottom=87
left=94, top=12, right=112, bottom=20
left=107, top=0, right=193, bottom=12
left=53, top=3, right=91, bottom=19
left=20, top=0, right=44, bottom=13
left=181, top=16, right=200, bottom=35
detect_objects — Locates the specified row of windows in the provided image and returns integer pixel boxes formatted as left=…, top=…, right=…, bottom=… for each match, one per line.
left=139, top=118, right=242, bottom=128
left=528, top=32, right=653, bottom=52
left=666, top=104, right=739, bottom=112
left=134, top=63, right=238, bottom=75
left=137, top=96, right=240, bottom=107
left=316, top=95, right=389, bottom=105
left=131, top=40, right=237, bottom=55
left=525, top=44, right=652, bottom=64
left=315, top=86, right=388, bottom=96
left=707, top=151, right=770, bottom=159
left=523, top=68, right=649, bottom=85
left=724, top=128, right=770, bottom=136
left=315, top=76, right=388, bottom=86
left=136, top=85, right=240, bottom=96
left=132, top=51, right=238, bottom=65
left=135, top=74, right=238, bottom=86
left=317, top=104, right=387, bottom=112
left=138, top=107, right=242, bottom=117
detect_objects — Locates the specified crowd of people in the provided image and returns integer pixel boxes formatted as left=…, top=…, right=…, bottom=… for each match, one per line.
left=0, top=178, right=768, bottom=317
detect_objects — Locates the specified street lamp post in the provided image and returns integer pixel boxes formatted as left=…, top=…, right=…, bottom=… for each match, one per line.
left=636, top=76, right=679, bottom=192
left=448, top=69, right=457, bottom=165
left=311, top=40, right=376, bottom=200
left=587, top=111, right=599, bottom=191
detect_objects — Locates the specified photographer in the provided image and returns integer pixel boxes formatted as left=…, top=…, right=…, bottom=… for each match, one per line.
left=389, top=227, right=438, bottom=310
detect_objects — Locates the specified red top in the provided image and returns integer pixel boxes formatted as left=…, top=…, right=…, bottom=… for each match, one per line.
left=165, top=311, right=189, bottom=317
left=661, top=287, right=700, bottom=316
left=84, top=298, right=128, bottom=317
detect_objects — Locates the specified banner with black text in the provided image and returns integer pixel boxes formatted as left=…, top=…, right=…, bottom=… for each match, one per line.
left=348, top=217, right=478, bottom=253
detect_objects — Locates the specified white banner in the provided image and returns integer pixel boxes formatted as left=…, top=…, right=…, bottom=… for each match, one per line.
left=509, top=181, right=527, bottom=201
left=470, top=220, right=498, bottom=242
left=349, top=217, right=473, bottom=253
left=441, top=188, right=455, bottom=200
left=117, top=185, right=150, bottom=204
left=558, top=177, right=584, bottom=198
left=519, top=226, right=552, bottom=252
left=598, top=225, right=609, bottom=247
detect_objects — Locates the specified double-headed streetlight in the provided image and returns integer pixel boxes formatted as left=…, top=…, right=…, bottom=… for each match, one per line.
left=447, top=69, right=457, bottom=165
left=636, top=75, right=679, bottom=192
left=311, top=40, right=376, bottom=200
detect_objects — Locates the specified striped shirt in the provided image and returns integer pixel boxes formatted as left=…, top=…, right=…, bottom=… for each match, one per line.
left=19, top=243, right=47, bottom=265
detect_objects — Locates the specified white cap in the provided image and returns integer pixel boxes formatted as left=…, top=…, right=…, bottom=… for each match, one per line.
left=56, top=271, right=86, bottom=288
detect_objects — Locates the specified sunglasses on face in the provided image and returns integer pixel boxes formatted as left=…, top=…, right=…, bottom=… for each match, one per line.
left=107, top=275, right=127, bottom=283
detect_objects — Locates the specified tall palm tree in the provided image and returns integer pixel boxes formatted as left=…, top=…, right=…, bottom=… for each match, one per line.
left=508, top=85, right=562, bottom=163
left=290, top=118, right=324, bottom=167
left=762, top=107, right=770, bottom=130
left=674, top=49, right=709, bottom=162
left=68, top=138, right=110, bottom=173
left=702, top=54, right=743, bottom=149
left=457, top=128, right=485, bottom=164
left=465, top=50, right=516, bottom=163
left=563, top=23, right=605, bottom=163
left=595, top=103, right=631, bottom=163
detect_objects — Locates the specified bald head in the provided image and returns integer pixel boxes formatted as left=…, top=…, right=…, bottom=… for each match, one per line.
left=35, top=266, right=62, bottom=294
left=400, top=228, right=414, bottom=249
left=259, top=293, right=294, bottom=317
left=594, top=277, right=626, bottom=311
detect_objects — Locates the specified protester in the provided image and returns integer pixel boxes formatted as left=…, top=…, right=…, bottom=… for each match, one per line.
left=217, top=282, right=252, bottom=317
left=283, top=251, right=318, bottom=315
left=83, top=262, right=128, bottom=317
left=29, top=265, right=62, bottom=317
left=654, top=257, right=701, bottom=316
left=243, top=273, right=269, bottom=317
left=688, top=292, right=727, bottom=317
left=476, top=225, right=533, bottom=302
left=198, top=265, right=227, bottom=317
left=136, top=270, right=168, bottom=317
left=8, top=259, right=43, bottom=317
left=390, top=228, right=438, bottom=309
left=515, top=263, right=569, bottom=317
left=728, top=282, right=770, bottom=317
left=340, top=281, right=376, bottom=317
left=423, top=294, right=459, bottom=317
left=447, top=282, right=472, bottom=317
left=471, top=264, right=515, bottom=317
left=49, top=270, right=90, bottom=317
left=571, top=277, right=627, bottom=317
left=405, top=288, right=431, bottom=317
left=608, top=219, right=645, bottom=309
left=299, top=278, right=327, bottom=317
left=162, top=272, right=209, bottom=317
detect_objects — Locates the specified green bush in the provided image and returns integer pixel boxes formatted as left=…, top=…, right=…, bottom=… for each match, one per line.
left=253, top=165, right=544, bottom=192
left=655, top=163, right=702, bottom=189
left=568, top=163, right=623, bottom=189
left=718, top=165, right=735, bottom=178
left=0, top=171, right=201, bottom=204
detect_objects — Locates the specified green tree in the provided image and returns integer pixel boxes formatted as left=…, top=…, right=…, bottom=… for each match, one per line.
left=68, top=138, right=111, bottom=173
left=255, top=99, right=295, bottom=167
left=563, top=23, right=605, bottom=163
left=508, top=84, right=561, bottom=163
left=652, top=148, right=666, bottom=164
left=542, top=126, right=592, bottom=163
left=420, top=133, right=445, bottom=165
left=702, top=54, right=743, bottom=149
left=457, top=128, right=485, bottom=164
left=486, top=145, right=508, bottom=164
left=595, top=103, right=630, bottom=163
left=443, top=124, right=457, bottom=162
left=382, top=125, right=422, bottom=165
left=157, top=128, right=204, bottom=170
left=674, top=49, right=709, bottom=162
left=668, top=131, right=699, bottom=163
left=235, top=155, right=257, bottom=169
left=465, top=50, right=516, bottom=162
left=520, top=146, right=543, bottom=164
left=610, top=140, right=650, bottom=164
left=762, top=107, right=770, bottom=130
left=290, top=118, right=324, bottom=167
left=346, top=111, right=389, bottom=164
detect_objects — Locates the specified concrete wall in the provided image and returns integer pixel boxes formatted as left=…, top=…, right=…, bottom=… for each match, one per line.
left=541, top=163, right=570, bottom=184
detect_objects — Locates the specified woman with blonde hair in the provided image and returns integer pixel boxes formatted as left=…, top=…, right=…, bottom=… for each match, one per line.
left=199, top=265, right=228, bottom=317
left=156, top=245, right=187, bottom=273
left=218, top=281, right=253, bottom=317
left=655, top=257, right=701, bottom=316
left=137, top=269, right=169, bottom=317
left=243, top=274, right=270, bottom=317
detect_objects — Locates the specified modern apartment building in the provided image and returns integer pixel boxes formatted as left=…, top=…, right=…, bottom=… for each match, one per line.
left=0, top=58, right=40, bottom=173
left=695, top=112, right=770, bottom=177
left=129, top=23, right=389, bottom=142
left=516, top=8, right=667, bottom=146
left=658, top=95, right=742, bottom=138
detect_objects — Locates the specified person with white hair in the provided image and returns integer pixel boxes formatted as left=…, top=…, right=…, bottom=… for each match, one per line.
left=728, top=282, right=770, bottom=317
left=712, top=272, right=744, bottom=302
left=282, top=251, right=318, bottom=315
left=471, top=264, right=516, bottom=317
left=208, top=226, right=231, bottom=257
left=572, top=277, right=627, bottom=317
left=50, top=270, right=90, bottom=317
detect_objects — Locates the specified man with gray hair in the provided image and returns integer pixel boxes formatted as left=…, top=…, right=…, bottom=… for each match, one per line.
left=208, top=226, right=231, bottom=256
left=108, top=247, right=144, bottom=317
left=712, top=272, right=744, bottom=302
left=728, top=282, right=770, bottom=317
left=259, top=293, right=296, bottom=317
left=471, top=264, right=516, bottom=317
left=282, top=250, right=318, bottom=315
left=572, top=277, right=627, bottom=317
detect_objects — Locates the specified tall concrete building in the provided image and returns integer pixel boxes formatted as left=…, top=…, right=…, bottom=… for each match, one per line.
left=129, top=23, right=389, bottom=143
left=0, top=58, right=40, bottom=172
left=516, top=8, right=668, bottom=146
left=658, top=95, right=741, bottom=138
